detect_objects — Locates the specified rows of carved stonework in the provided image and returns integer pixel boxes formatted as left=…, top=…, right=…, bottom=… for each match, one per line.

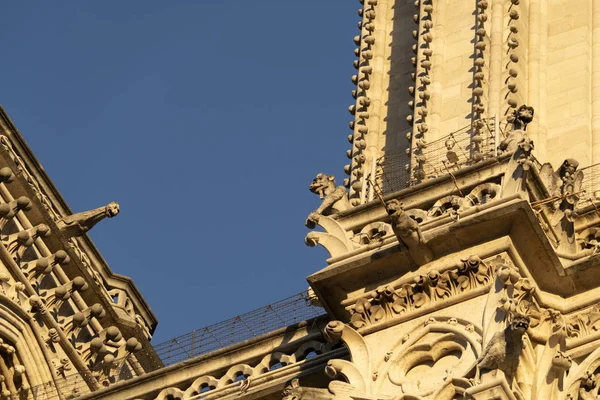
left=0, top=136, right=61, bottom=221
left=0, top=134, right=151, bottom=339
left=409, top=0, right=434, bottom=184
left=347, top=255, right=495, bottom=329
left=345, top=251, right=596, bottom=344
left=0, top=338, right=30, bottom=397
left=346, top=0, right=378, bottom=204
left=67, top=239, right=152, bottom=340
left=555, top=336, right=600, bottom=399
left=0, top=167, right=144, bottom=397
left=147, top=339, right=340, bottom=400
left=282, top=256, right=582, bottom=399
left=280, top=318, right=484, bottom=400
left=503, top=0, right=524, bottom=116
left=305, top=180, right=501, bottom=261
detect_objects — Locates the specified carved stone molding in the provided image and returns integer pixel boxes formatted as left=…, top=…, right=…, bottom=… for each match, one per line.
left=151, top=338, right=340, bottom=400
left=305, top=182, right=502, bottom=263
left=348, top=255, right=494, bottom=330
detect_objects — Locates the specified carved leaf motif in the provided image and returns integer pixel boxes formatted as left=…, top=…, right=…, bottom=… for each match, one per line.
left=391, top=298, right=406, bottom=314
left=347, top=256, right=495, bottom=329
left=370, top=305, right=385, bottom=323
left=412, top=292, right=428, bottom=308
left=350, top=313, right=367, bottom=329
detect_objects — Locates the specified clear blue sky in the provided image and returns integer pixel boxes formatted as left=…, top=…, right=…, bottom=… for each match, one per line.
left=1, top=2, right=357, bottom=343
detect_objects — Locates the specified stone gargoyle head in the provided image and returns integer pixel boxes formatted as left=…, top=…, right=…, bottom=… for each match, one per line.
left=512, top=105, right=534, bottom=130
left=309, top=173, right=337, bottom=200
left=510, top=314, right=531, bottom=334
left=386, top=199, right=405, bottom=216
left=106, top=201, right=120, bottom=218
left=560, top=158, right=580, bottom=179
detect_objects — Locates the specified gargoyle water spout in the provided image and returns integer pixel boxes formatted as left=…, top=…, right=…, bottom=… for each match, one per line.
left=57, top=202, right=120, bottom=238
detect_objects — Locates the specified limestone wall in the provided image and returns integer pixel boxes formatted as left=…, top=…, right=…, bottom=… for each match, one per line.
left=348, top=0, right=600, bottom=199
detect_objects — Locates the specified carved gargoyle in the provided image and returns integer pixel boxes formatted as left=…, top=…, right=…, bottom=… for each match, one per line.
left=539, top=158, right=584, bottom=207
left=386, top=199, right=433, bottom=265
left=475, top=314, right=530, bottom=385
left=306, top=173, right=350, bottom=228
left=500, top=105, right=536, bottom=198
left=57, top=202, right=120, bottom=238
left=578, top=371, right=600, bottom=400
left=539, top=159, right=584, bottom=253
left=499, top=105, right=535, bottom=153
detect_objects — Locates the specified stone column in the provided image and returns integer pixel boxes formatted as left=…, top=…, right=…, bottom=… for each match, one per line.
left=593, top=0, right=600, bottom=163
left=429, top=0, right=446, bottom=140
left=488, top=0, right=504, bottom=120
left=528, top=0, right=542, bottom=155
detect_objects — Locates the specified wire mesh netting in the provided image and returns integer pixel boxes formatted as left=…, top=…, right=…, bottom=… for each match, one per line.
left=0, top=292, right=324, bottom=399
left=153, top=291, right=326, bottom=367
left=579, top=163, right=600, bottom=203
left=377, top=117, right=499, bottom=195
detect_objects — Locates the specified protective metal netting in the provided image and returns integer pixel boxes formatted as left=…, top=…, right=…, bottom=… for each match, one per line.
left=377, top=117, right=499, bottom=195
left=153, top=290, right=326, bottom=366
left=0, top=292, right=324, bottom=399
left=580, top=163, right=600, bottom=203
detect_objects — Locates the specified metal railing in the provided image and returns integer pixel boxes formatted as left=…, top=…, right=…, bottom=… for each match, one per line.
left=579, top=163, right=600, bottom=203
left=153, top=291, right=325, bottom=366
left=0, top=291, right=325, bottom=400
left=377, top=117, right=500, bottom=195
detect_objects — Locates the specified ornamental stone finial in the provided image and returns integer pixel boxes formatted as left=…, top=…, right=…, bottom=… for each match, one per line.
left=57, top=202, right=120, bottom=238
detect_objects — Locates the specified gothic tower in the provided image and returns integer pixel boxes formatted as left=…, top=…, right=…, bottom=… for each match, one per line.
left=344, top=0, right=600, bottom=202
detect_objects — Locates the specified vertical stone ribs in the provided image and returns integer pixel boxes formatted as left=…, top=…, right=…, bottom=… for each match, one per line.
left=347, top=0, right=378, bottom=206
left=411, top=0, right=434, bottom=183
left=503, top=0, right=526, bottom=125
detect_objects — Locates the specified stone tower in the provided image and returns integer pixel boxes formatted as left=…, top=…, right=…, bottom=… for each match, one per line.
left=344, top=0, right=600, bottom=203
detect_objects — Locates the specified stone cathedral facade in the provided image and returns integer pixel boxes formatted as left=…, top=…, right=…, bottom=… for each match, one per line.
left=2, top=0, right=600, bottom=399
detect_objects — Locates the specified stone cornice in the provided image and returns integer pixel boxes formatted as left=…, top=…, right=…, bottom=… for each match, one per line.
left=309, top=198, right=600, bottom=328
left=77, top=317, right=345, bottom=400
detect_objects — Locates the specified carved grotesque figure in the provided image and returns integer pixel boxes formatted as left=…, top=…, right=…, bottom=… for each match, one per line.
left=306, top=173, right=349, bottom=228
left=386, top=199, right=432, bottom=265
left=539, top=158, right=584, bottom=252
left=558, top=158, right=581, bottom=198
left=578, top=371, right=600, bottom=400
left=512, top=105, right=534, bottom=131
left=475, top=314, right=530, bottom=385
left=386, top=200, right=424, bottom=245
left=57, top=202, right=120, bottom=238
left=499, top=105, right=535, bottom=153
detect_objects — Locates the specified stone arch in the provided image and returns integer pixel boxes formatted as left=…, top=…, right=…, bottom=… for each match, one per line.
left=373, top=318, right=482, bottom=397
left=0, top=300, right=54, bottom=396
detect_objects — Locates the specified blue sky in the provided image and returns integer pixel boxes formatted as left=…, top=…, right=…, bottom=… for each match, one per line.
left=1, top=2, right=357, bottom=343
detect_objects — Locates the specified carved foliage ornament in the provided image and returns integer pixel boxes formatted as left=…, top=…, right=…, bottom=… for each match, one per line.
left=349, top=256, right=492, bottom=329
